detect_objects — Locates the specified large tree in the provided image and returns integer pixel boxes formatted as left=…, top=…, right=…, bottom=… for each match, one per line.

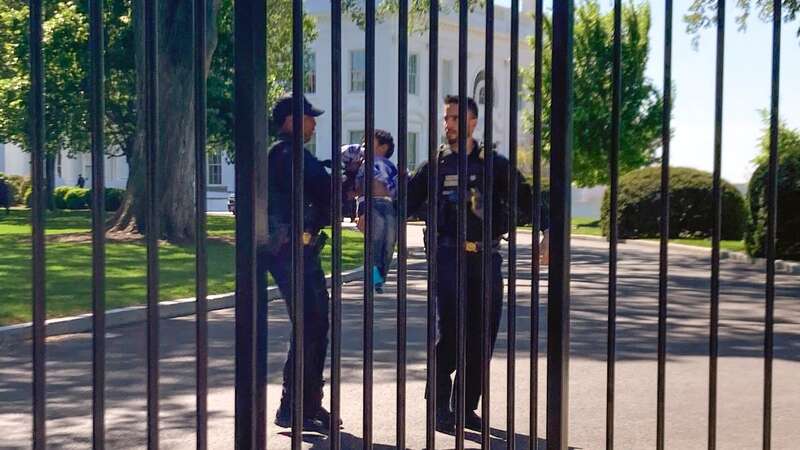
left=521, top=0, right=664, bottom=187
left=0, top=0, right=315, bottom=241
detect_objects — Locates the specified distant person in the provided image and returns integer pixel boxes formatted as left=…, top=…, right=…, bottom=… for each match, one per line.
left=355, top=129, right=398, bottom=294
left=76, top=174, right=85, bottom=188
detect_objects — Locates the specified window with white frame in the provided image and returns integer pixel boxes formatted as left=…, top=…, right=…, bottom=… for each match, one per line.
left=349, top=130, right=365, bottom=145
left=305, top=52, right=316, bottom=93
left=406, top=132, right=418, bottom=171
left=208, top=151, right=223, bottom=185
left=408, top=54, right=418, bottom=95
left=350, top=50, right=365, bottom=92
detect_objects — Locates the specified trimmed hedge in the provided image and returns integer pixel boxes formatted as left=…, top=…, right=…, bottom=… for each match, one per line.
left=88, top=187, right=125, bottom=211
left=0, top=174, right=11, bottom=210
left=1, top=174, right=30, bottom=205
left=53, top=186, right=72, bottom=209
left=63, top=188, right=90, bottom=209
left=601, top=167, right=747, bottom=240
left=745, top=150, right=800, bottom=260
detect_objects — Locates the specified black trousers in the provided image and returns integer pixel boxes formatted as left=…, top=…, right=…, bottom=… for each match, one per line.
left=262, top=243, right=330, bottom=414
left=434, top=245, right=504, bottom=412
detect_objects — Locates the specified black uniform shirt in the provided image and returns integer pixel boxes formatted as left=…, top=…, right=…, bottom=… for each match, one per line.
left=406, top=140, right=549, bottom=242
left=267, top=133, right=332, bottom=233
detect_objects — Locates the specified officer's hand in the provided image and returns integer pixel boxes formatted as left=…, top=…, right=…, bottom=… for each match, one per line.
left=539, top=231, right=550, bottom=266
left=356, top=215, right=366, bottom=233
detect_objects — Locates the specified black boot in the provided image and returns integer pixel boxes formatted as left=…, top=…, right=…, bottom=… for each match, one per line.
left=435, top=407, right=455, bottom=434
left=464, top=410, right=483, bottom=432
left=274, top=399, right=327, bottom=434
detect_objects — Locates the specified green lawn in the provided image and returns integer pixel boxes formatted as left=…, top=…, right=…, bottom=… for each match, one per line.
left=567, top=216, right=747, bottom=253
left=0, top=210, right=363, bottom=325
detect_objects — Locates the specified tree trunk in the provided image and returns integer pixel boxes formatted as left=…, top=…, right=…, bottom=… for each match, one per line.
left=110, top=0, right=220, bottom=242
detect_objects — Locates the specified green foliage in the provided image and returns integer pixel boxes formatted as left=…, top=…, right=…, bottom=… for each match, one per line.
left=205, top=0, right=317, bottom=156
left=601, top=166, right=747, bottom=240
left=0, top=0, right=315, bottom=161
left=1, top=174, right=30, bottom=205
left=53, top=186, right=72, bottom=209
left=685, top=0, right=800, bottom=43
left=63, top=187, right=89, bottom=209
left=745, top=121, right=800, bottom=259
left=0, top=174, right=11, bottom=209
left=0, top=0, right=135, bottom=156
left=86, top=187, right=125, bottom=211
left=23, top=186, right=34, bottom=207
left=522, top=1, right=664, bottom=188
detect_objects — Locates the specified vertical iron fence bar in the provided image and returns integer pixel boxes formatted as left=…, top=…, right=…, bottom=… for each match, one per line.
left=233, top=0, right=265, bottom=443
left=363, top=0, right=376, bottom=444
left=530, top=0, right=543, bottom=447
left=397, top=0, right=409, bottom=447
left=656, top=1, right=673, bottom=448
left=507, top=0, right=520, bottom=445
left=144, top=0, right=160, bottom=445
left=606, top=0, right=621, bottom=448
left=193, top=0, right=209, bottom=446
left=456, top=0, right=469, bottom=445
left=709, top=1, right=725, bottom=449
left=254, top=2, right=269, bottom=446
left=330, top=0, right=343, bottom=445
left=546, top=1, right=573, bottom=449
left=89, top=0, right=106, bottom=445
left=29, top=0, right=46, bottom=447
left=426, top=1, right=440, bottom=446
left=290, top=0, right=305, bottom=442
left=763, top=1, right=781, bottom=448
left=481, top=0, right=495, bottom=445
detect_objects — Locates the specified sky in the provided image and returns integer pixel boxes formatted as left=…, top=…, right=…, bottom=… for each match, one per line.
left=505, top=0, right=800, bottom=184
left=645, top=0, right=800, bottom=184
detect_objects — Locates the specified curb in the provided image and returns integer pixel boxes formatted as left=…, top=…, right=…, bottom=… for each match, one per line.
left=582, top=235, right=800, bottom=274
left=0, top=266, right=364, bottom=345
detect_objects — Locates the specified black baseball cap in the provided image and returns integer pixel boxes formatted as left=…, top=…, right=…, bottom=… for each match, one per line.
left=271, top=93, right=324, bottom=128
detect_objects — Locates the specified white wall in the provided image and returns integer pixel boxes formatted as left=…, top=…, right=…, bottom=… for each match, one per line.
left=0, top=143, right=31, bottom=177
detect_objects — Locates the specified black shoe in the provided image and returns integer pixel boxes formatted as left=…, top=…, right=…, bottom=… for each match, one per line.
left=311, top=406, right=343, bottom=430
left=274, top=409, right=328, bottom=434
left=435, top=409, right=455, bottom=434
left=464, top=410, right=483, bottom=432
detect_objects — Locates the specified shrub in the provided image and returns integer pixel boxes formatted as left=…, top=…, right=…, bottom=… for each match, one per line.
left=3, top=174, right=30, bottom=205
left=87, top=187, right=125, bottom=211
left=745, top=149, right=800, bottom=260
left=53, top=186, right=72, bottom=209
left=601, top=166, right=747, bottom=240
left=64, top=188, right=90, bottom=209
left=23, top=186, right=34, bottom=207
left=0, top=174, right=11, bottom=210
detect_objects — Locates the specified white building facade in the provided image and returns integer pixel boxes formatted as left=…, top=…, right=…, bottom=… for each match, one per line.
left=1, top=3, right=538, bottom=212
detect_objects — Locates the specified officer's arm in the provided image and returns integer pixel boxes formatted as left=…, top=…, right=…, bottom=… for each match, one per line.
left=305, top=151, right=333, bottom=225
left=506, top=159, right=550, bottom=265
left=406, top=161, right=429, bottom=218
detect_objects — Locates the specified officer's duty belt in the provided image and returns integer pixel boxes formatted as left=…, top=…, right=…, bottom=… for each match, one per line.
left=438, top=236, right=500, bottom=253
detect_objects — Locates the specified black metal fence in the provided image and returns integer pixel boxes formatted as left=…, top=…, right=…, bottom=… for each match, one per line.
left=21, top=0, right=784, bottom=448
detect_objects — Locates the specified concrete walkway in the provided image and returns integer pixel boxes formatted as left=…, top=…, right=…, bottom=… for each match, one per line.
left=1, top=227, right=799, bottom=449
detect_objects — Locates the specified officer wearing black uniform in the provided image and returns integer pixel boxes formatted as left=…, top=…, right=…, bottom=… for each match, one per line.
left=262, top=94, right=338, bottom=433
left=407, top=95, right=550, bottom=433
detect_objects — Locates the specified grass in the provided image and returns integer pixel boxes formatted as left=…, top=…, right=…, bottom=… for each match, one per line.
left=0, top=210, right=364, bottom=325
left=567, top=216, right=747, bottom=253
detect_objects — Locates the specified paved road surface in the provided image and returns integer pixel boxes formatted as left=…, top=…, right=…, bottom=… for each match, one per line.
left=1, top=227, right=799, bottom=449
